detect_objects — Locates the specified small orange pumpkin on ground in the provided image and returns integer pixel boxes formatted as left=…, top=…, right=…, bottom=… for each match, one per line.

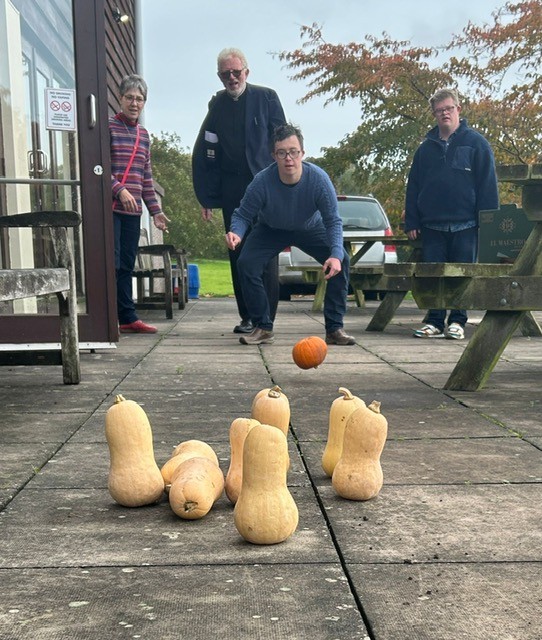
left=292, top=336, right=328, bottom=370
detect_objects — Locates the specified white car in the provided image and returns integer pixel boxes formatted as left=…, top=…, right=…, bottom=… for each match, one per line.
left=278, top=194, right=397, bottom=300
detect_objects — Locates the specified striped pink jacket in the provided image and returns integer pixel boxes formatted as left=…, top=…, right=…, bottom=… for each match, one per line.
left=109, top=112, right=161, bottom=217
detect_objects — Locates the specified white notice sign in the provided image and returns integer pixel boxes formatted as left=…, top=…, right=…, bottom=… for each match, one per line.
left=45, top=88, right=77, bottom=131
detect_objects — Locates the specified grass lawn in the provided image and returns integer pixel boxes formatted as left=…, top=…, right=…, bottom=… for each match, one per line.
left=192, top=259, right=234, bottom=297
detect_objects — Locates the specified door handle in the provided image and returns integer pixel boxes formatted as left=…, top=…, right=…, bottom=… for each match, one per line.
left=36, top=150, right=48, bottom=174
left=88, top=94, right=96, bottom=128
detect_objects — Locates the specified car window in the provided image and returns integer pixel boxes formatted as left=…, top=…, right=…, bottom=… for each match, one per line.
left=338, top=200, right=388, bottom=231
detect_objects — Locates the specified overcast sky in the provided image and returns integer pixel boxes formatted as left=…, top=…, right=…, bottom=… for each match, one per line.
left=139, top=0, right=504, bottom=157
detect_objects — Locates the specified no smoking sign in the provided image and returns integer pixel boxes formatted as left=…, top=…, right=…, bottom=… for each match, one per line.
left=45, top=88, right=77, bottom=131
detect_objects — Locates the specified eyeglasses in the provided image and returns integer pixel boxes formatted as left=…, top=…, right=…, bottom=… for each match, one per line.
left=433, top=105, right=456, bottom=116
left=274, top=149, right=302, bottom=160
left=218, top=69, right=245, bottom=81
left=123, top=94, right=145, bottom=104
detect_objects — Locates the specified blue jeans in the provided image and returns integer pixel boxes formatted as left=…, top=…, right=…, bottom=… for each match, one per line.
left=422, top=226, right=477, bottom=330
left=114, top=212, right=141, bottom=325
left=237, top=223, right=349, bottom=332
left=222, top=173, right=279, bottom=322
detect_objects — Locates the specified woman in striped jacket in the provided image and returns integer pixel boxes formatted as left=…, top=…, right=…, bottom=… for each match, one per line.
left=110, top=74, right=169, bottom=333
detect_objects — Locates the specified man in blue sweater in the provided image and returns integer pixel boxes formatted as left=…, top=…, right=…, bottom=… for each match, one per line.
left=405, top=88, right=499, bottom=340
left=226, top=123, right=355, bottom=346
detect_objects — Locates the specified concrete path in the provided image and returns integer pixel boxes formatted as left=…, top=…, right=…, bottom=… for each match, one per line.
left=1, top=297, right=541, bottom=639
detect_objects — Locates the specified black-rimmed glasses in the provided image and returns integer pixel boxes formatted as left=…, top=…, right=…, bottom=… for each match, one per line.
left=274, top=149, right=302, bottom=160
left=218, top=69, right=245, bottom=81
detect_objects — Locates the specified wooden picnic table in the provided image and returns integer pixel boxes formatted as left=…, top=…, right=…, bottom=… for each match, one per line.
left=437, top=164, right=542, bottom=391
left=294, top=234, right=418, bottom=313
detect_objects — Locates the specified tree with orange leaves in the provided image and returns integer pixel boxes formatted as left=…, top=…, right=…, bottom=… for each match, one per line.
left=278, top=1, right=541, bottom=228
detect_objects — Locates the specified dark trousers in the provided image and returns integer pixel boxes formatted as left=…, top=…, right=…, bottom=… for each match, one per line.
left=221, top=173, right=279, bottom=322
left=114, top=212, right=141, bottom=325
left=237, top=223, right=350, bottom=332
left=422, top=226, right=478, bottom=330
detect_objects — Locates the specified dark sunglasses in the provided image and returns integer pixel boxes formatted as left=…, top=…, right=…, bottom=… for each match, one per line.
left=218, top=69, right=245, bottom=81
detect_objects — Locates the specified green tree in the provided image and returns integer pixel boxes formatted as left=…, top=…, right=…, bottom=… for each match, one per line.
left=150, top=132, right=227, bottom=259
left=279, top=1, right=542, bottom=230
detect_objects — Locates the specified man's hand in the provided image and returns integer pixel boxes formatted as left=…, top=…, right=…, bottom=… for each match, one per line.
left=153, top=212, right=170, bottom=233
left=407, top=229, right=419, bottom=240
left=322, top=257, right=342, bottom=280
left=118, top=188, right=138, bottom=213
left=201, top=207, right=213, bottom=221
left=225, top=232, right=242, bottom=251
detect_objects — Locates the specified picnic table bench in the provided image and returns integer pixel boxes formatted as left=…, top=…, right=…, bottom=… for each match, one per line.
left=0, top=211, right=82, bottom=384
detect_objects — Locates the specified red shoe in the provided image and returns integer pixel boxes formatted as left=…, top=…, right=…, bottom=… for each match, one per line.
left=119, top=320, right=157, bottom=334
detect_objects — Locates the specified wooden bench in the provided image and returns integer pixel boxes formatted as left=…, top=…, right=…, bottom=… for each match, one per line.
left=133, top=228, right=188, bottom=319
left=0, top=211, right=82, bottom=384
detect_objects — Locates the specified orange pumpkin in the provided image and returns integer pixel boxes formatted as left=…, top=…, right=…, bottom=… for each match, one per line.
left=292, top=336, right=327, bottom=370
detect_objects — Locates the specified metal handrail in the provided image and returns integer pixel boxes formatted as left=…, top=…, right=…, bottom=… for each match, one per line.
left=0, top=178, right=80, bottom=186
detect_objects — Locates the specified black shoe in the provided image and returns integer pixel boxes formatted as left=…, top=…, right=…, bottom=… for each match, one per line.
left=239, top=328, right=275, bottom=345
left=326, top=328, right=356, bottom=345
left=233, top=319, right=253, bottom=334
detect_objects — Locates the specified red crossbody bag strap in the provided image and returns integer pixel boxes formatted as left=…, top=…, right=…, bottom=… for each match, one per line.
left=120, top=124, right=140, bottom=185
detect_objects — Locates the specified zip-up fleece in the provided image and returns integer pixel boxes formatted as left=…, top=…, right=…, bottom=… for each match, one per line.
left=404, top=119, right=498, bottom=232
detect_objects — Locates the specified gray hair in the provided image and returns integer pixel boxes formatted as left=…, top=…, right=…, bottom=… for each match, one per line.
left=119, top=74, right=148, bottom=100
left=429, top=87, right=459, bottom=110
left=272, top=123, right=304, bottom=150
left=217, top=48, right=248, bottom=70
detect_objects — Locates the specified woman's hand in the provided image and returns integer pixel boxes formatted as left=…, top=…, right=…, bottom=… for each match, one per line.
left=153, top=212, right=170, bottom=232
left=118, top=188, right=138, bottom=213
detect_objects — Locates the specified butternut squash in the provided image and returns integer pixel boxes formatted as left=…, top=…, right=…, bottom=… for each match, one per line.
left=168, top=456, right=224, bottom=519
left=225, top=417, right=260, bottom=504
left=234, top=424, right=298, bottom=544
left=251, top=385, right=290, bottom=435
left=332, top=401, right=388, bottom=501
left=322, top=387, right=366, bottom=477
left=161, top=439, right=219, bottom=487
left=105, top=394, right=164, bottom=507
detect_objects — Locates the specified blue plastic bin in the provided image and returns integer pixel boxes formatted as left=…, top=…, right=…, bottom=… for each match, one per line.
left=188, top=263, right=200, bottom=299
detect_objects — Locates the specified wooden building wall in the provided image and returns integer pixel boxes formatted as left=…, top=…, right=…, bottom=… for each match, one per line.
left=104, top=0, right=137, bottom=114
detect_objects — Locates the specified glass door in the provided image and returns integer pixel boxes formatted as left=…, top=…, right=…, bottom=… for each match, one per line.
left=0, top=0, right=116, bottom=344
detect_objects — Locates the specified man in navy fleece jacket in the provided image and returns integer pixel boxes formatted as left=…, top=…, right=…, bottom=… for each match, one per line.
left=404, top=87, right=499, bottom=340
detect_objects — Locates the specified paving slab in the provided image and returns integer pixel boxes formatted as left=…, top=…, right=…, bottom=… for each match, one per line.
left=318, top=483, right=542, bottom=563
left=28, top=439, right=309, bottom=490
left=300, top=437, right=542, bottom=486
left=0, top=443, right=59, bottom=509
left=70, top=409, right=252, bottom=444
left=0, top=411, right=91, bottom=444
left=0, top=564, right=368, bottom=640
left=349, top=562, right=542, bottom=640
left=0, top=486, right=337, bottom=569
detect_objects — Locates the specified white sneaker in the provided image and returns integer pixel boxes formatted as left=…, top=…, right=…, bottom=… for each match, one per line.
left=413, top=324, right=444, bottom=338
left=446, top=323, right=465, bottom=340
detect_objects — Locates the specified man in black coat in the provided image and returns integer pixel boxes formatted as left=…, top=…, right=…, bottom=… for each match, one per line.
left=192, top=47, right=286, bottom=333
